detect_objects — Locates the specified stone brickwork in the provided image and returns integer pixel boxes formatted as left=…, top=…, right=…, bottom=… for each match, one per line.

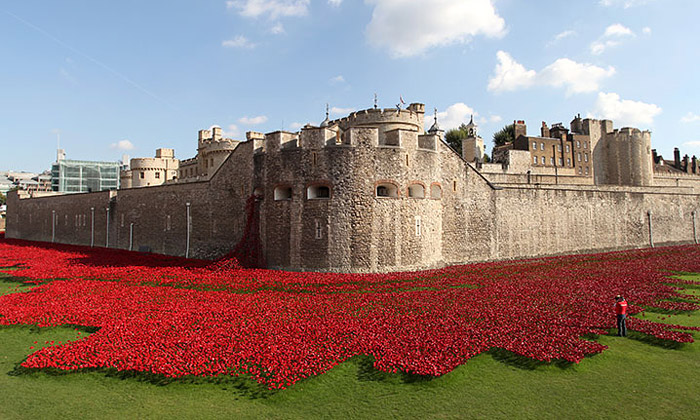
left=6, top=103, right=700, bottom=272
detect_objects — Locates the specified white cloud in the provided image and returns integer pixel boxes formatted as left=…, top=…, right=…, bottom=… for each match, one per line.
left=270, top=22, right=285, bottom=34
left=599, top=0, right=653, bottom=8
left=590, top=92, right=662, bottom=126
left=365, top=0, right=506, bottom=58
left=590, top=40, right=619, bottom=55
left=239, top=115, right=269, bottom=125
left=590, top=24, right=635, bottom=55
left=223, top=124, right=241, bottom=138
left=488, top=52, right=614, bottom=95
left=682, top=141, right=700, bottom=148
left=110, top=140, right=134, bottom=151
left=329, top=75, right=345, bottom=84
left=642, top=26, right=652, bottom=35
left=330, top=106, right=354, bottom=115
left=289, top=122, right=304, bottom=130
left=487, top=51, right=537, bottom=92
left=427, top=103, right=475, bottom=131
left=604, top=23, right=634, bottom=37
left=227, top=0, right=310, bottom=19
left=548, top=30, right=576, bottom=46
left=539, top=58, right=616, bottom=95
left=328, top=0, right=343, bottom=6
left=489, top=115, right=503, bottom=124
left=222, top=35, right=257, bottom=49
left=681, top=113, right=700, bottom=123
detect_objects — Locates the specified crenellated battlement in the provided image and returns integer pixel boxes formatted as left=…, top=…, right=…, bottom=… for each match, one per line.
left=328, top=103, right=425, bottom=133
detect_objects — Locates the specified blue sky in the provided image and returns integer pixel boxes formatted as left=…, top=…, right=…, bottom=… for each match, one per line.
left=2, top=0, right=699, bottom=173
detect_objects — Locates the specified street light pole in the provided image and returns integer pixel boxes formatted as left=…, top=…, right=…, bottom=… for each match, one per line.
left=105, top=207, right=110, bottom=247
left=90, top=207, right=95, bottom=247
left=129, top=223, right=134, bottom=251
left=186, top=202, right=191, bottom=258
left=51, top=210, right=55, bottom=243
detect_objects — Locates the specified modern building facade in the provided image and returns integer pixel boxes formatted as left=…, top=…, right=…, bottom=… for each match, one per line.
left=51, top=150, right=120, bottom=193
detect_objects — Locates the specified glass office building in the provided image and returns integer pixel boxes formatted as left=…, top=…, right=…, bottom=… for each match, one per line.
left=51, top=159, right=120, bottom=193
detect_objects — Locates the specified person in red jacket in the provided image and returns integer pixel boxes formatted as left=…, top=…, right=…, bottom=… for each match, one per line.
left=615, top=295, right=628, bottom=337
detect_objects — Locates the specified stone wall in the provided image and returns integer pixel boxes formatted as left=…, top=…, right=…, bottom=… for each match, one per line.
left=6, top=122, right=700, bottom=273
left=491, top=185, right=698, bottom=260
left=6, top=142, right=255, bottom=259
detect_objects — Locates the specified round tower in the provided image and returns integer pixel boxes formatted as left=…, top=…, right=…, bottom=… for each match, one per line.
left=606, top=128, right=652, bottom=186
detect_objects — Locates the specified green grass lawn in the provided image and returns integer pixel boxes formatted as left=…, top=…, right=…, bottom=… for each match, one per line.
left=0, top=274, right=698, bottom=420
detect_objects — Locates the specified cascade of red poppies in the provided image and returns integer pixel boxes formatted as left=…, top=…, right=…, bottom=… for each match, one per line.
left=213, top=194, right=265, bottom=270
left=0, top=237, right=698, bottom=390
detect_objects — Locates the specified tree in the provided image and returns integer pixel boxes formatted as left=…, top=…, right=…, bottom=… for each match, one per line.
left=444, top=123, right=470, bottom=156
left=492, top=123, right=515, bottom=147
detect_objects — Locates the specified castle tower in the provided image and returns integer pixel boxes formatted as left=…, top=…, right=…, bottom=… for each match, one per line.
left=462, top=115, right=485, bottom=163
left=604, top=128, right=653, bottom=186
left=582, top=118, right=613, bottom=185
left=427, top=108, right=444, bottom=139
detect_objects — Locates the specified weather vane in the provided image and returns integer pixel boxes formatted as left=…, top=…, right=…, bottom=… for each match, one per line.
left=374, top=93, right=378, bottom=109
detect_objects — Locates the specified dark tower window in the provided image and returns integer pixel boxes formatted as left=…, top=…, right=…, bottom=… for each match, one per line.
left=376, top=183, right=398, bottom=198
left=307, top=185, right=331, bottom=199
left=274, top=186, right=293, bottom=201
left=407, top=183, right=425, bottom=198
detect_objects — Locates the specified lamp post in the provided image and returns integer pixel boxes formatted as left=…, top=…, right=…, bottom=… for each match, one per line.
left=693, top=210, right=698, bottom=245
left=51, top=210, right=56, bottom=243
left=129, top=222, right=134, bottom=251
left=90, top=207, right=95, bottom=247
left=647, top=210, right=654, bottom=248
left=186, top=202, right=191, bottom=258
left=105, top=207, right=110, bottom=247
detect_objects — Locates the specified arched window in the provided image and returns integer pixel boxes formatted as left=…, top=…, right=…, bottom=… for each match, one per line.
left=430, top=184, right=442, bottom=199
left=307, top=184, right=331, bottom=199
left=274, top=186, right=293, bottom=201
left=376, top=182, right=398, bottom=198
left=407, top=183, right=425, bottom=198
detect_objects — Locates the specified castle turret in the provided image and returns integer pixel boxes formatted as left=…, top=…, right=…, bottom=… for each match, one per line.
left=427, top=108, right=444, bottom=139
left=320, top=104, right=330, bottom=128
left=212, top=126, right=223, bottom=141
left=604, top=128, right=653, bottom=186
left=462, top=115, right=484, bottom=163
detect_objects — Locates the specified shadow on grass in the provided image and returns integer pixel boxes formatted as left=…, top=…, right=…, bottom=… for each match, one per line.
left=7, top=364, right=276, bottom=399
left=0, top=323, right=100, bottom=334
left=625, top=331, right=687, bottom=350
left=488, top=348, right=576, bottom=371
left=354, top=355, right=436, bottom=384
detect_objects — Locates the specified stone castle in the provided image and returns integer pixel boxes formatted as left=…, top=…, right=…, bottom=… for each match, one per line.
left=6, top=102, right=700, bottom=272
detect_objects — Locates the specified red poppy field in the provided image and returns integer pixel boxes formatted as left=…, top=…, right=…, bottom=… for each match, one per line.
left=0, top=237, right=698, bottom=390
